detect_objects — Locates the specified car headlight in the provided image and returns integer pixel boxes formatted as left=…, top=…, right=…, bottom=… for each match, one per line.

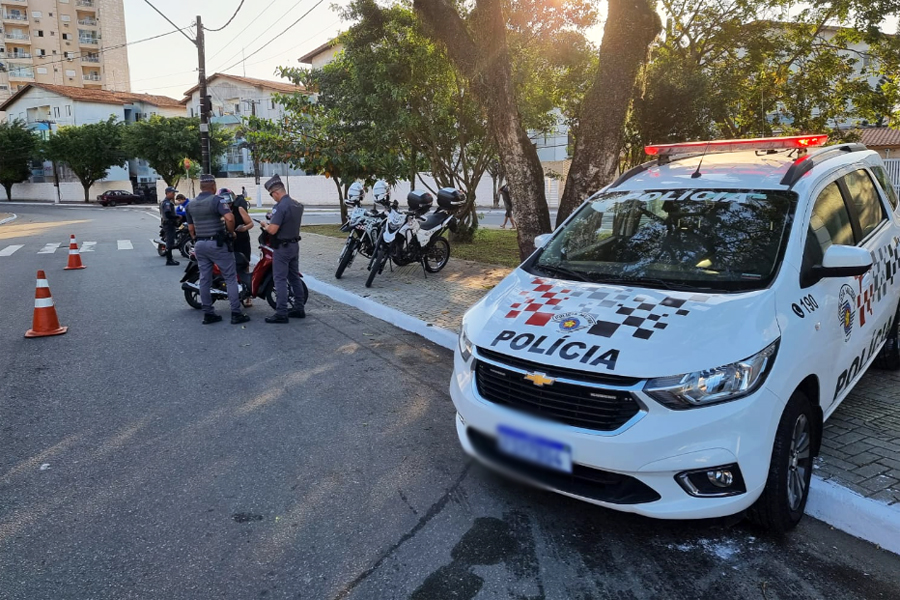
left=644, top=340, right=779, bottom=409
left=458, top=327, right=473, bottom=362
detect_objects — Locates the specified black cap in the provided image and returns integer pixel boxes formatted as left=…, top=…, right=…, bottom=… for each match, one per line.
left=264, top=174, right=285, bottom=192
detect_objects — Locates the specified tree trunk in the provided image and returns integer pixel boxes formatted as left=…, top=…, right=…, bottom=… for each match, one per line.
left=409, top=147, right=417, bottom=191
left=414, top=0, right=551, bottom=260
left=82, top=181, right=92, bottom=203
left=556, top=0, right=661, bottom=226
left=2, top=182, right=12, bottom=201
left=334, top=177, right=348, bottom=222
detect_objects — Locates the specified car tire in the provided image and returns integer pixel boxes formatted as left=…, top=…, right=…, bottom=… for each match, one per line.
left=109, top=200, right=117, bottom=207
left=874, top=302, right=900, bottom=370
left=747, top=390, right=815, bottom=533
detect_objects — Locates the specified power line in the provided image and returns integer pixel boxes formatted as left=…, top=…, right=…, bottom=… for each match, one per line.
left=207, top=0, right=281, bottom=62
left=242, top=18, right=341, bottom=68
left=219, top=0, right=327, bottom=73
left=211, top=0, right=305, bottom=70
left=142, top=0, right=196, bottom=44
left=204, top=0, right=246, bottom=32
left=29, top=28, right=188, bottom=70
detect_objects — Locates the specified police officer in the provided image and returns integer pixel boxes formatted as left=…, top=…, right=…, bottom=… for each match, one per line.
left=260, top=175, right=305, bottom=323
left=185, top=174, right=251, bottom=325
left=160, top=186, right=180, bottom=265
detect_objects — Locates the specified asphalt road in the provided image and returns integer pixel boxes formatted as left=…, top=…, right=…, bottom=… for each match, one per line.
left=2, top=205, right=900, bottom=600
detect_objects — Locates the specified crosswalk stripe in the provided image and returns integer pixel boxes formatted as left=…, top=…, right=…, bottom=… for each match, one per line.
left=117, top=240, right=133, bottom=250
left=38, top=243, right=60, bottom=254
left=80, top=242, right=97, bottom=252
left=0, top=244, right=23, bottom=256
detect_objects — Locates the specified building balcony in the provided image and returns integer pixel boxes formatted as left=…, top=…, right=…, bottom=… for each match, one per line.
left=76, top=0, right=96, bottom=9
left=78, top=37, right=99, bottom=46
left=77, top=18, right=98, bottom=27
left=81, top=54, right=100, bottom=63
left=7, top=51, right=31, bottom=60
left=4, top=31, right=30, bottom=43
left=2, top=12, right=27, bottom=23
left=8, top=70, right=34, bottom=80
left=83, top=73, right=101, bottom=82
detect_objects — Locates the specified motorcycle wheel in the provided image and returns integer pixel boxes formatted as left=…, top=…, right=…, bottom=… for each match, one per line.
left=424, top=237, right=451, bottom=273
left=366, top=245, right=387, bottom=288
left=335, top=238, right=357, bottom=279
left=180, top=237, right=194, bottom=258
left=184, top=288, right=201, bottom=310
left=265, top=278, right=309, bottom=310
left=157, top=244, right=167, bottom=257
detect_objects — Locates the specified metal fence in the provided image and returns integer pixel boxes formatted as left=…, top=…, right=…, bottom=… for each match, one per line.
left=884, top=159, right=900, bottom=193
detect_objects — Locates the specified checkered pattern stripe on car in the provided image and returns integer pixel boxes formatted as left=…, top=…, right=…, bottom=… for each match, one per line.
left=858, top=236, right=900, bottom=327
left=503, top=278, right=712, bottom=340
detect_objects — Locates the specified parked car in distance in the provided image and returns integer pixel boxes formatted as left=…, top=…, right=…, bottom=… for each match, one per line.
left=97, top=190, right=147, bottom=207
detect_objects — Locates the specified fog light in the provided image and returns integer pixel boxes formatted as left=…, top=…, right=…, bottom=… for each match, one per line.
left=676, top=463, right=746, bottom=498
left=708, top=469, right=734, bottom=488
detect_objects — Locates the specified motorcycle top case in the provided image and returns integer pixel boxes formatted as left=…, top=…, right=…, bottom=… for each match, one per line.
left=437, top=187, right=466, bottom=210
left=407, top=190, right=434, bottom=214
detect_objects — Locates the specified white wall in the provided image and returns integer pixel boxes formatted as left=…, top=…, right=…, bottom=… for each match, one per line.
left=0, top=180, right=135, bottom=202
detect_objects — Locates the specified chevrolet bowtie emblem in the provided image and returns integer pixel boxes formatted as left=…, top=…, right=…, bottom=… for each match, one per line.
left=524, top=372, right=555, bottom=387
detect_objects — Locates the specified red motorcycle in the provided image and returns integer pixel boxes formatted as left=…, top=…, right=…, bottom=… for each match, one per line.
left=250, top=228, right=308, bottom=310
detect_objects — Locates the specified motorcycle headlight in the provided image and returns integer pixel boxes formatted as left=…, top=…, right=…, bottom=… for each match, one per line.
left=644, top=340, right=779, bottom=409
left=458, top=327, right=473, bottom=362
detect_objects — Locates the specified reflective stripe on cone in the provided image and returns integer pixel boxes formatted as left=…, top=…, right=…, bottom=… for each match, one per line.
left=25, top=269, right=68, bottom=338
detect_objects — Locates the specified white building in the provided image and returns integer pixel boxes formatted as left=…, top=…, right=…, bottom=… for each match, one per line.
left=0, top=82, right=184, bottom=185
left=298, top=39, right=344, bottom=70
left=182, top=73, right=308, bottom=178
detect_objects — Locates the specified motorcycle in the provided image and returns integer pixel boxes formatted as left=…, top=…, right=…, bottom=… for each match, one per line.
left=365, top=187, right=465, bottom=288
left=335, top=181, right=389, bottom=279
left=154, top=221, right=193, bottom=258
left=250, top=227, right=309, bottom=310
left=180, top=246, right=251, bottom=309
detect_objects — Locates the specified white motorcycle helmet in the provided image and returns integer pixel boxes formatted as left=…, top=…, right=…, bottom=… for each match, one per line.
left=345, top=181, right=365, bottom=206
left=373, top=180, right=391, bottom=207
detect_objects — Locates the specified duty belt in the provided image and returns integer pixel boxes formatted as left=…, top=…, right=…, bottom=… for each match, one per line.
left=276, top=237, right=301, bottom=244
left=195, top=236, right=218, bottom=241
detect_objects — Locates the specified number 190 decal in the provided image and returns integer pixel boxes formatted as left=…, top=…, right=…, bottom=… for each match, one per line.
left=792, top=295, right=819, bottom=318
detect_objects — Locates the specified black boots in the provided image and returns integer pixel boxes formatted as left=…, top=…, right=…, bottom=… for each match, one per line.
left=202, top=314, right=223, bottom=325
left=264, top=314, right=289, bottom=324
left=231, top=313, right=251, bottom=325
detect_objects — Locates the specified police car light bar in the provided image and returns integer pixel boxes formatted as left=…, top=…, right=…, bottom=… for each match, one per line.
left=645, top=135, right=829, bottom=157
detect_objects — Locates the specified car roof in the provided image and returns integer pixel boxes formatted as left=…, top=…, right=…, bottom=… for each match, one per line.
left=610, top=147, right=882, bottom=192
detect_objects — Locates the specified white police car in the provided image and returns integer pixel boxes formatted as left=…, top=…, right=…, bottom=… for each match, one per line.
left=451, top=135, right=900, bottom=531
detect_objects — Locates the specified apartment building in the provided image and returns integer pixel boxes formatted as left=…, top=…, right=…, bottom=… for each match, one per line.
left=0, top=0, right=129, bottom=105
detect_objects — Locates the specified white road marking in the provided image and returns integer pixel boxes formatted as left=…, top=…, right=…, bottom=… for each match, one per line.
left=117, top=240, right=133, bottom=250
left=0, top=244, right=23, bottom=256
left=80, top=242, right=97, bottom=252
left=38, top=243, right=60, bottom=254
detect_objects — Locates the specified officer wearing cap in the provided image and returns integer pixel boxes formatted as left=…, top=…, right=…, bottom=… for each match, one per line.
left=260, top=175, right=306, bottom=323
left=185, top=174, right=251, bottom=325
left=160, top=186, right=180, bottom=266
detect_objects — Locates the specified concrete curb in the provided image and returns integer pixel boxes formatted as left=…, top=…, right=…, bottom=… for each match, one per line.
left=305, top=273, right=900, bottom=555
left=0, top=213, right=17, bottom=225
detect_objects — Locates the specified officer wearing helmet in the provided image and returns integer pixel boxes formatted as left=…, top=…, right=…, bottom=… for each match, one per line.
left=260, top=174, right=306, bottom=323
left=185, top=174, right=251, bottom=325
left=160, top=186, right=180, bottom=266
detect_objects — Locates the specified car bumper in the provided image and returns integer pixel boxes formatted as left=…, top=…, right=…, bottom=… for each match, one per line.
left=450, top=349, right=785, bottom=520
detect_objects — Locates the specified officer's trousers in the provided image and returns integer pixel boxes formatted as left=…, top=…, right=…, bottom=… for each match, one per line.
left=195, top=240, right=242, bottom=315
left=164, top=222, right=176, bottom=260
left=273, top=241, right=303, bottom=316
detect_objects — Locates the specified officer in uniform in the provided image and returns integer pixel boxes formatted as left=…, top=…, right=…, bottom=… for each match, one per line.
left=260, top=175, right=305, bottom=323
left=185, top=174, right=251, bottom=325
left=160, top=186, right=180, bottom=265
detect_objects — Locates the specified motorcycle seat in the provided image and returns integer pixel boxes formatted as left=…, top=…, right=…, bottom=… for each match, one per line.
left=420, top=210, right=448, bottom=231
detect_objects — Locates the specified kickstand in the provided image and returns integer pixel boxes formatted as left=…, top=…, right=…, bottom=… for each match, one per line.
left=420, top=258, right=428, bottom=277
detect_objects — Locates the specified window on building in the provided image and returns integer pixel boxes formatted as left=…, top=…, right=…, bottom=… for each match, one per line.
left=61, top=15, right=71, bottom=22
left=60, top=0, right=69, bottom=3
left=53, top=106, right=60, bottom=118
left=36, top=67, right=47, bottom=74
left=234, top=103, right=240, bottom=114
left=62, top=33, right=71, bottom=40
left=32, top=11, right=42, bottom=18
left=66, top=105, right=71, bottom=117
left=36, top=30, right=44, bottom=37
left=65, top=69, right=75, bottom=77
left=38, top=49, right=46, bottom=56
left=270, top=99, right=275, bottom=110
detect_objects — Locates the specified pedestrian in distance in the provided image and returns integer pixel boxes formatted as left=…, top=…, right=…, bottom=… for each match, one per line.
left=259, top=174, right=306, bottom=323
left=222, top=187, right=255, bottom=307
left=160, top=186, right=180, bottom=266
left=174, top=193, right=189, bottom=224
left=499, top=183, right=516, bottom=230
left=185, top=174, right=251, bottom=325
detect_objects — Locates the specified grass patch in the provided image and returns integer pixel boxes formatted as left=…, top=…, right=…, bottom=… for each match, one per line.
left=302, top=224, right=522, bottom=268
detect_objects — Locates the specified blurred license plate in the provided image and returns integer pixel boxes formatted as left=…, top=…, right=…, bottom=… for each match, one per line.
left=497, top=425, right=572, bottom=473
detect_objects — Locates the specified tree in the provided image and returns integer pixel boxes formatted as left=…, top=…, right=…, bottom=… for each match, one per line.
left=0, top=120, right=37, bottom=201
left=124, top=115, right=232, bottom=187
left=43, top=117, right=128, bottom=203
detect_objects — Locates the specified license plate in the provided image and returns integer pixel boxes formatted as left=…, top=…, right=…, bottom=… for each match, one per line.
left=497, top=425, right=572, bottom=473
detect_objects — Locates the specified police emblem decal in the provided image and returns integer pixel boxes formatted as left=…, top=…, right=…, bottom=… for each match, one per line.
left=552, top=312, right=596, bottom=333
left=838, top=284, right=856, bottom=342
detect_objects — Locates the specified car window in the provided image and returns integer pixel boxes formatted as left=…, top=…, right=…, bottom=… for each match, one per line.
left=870, top=166, right=899, bottom=210
left=809, top=181, right=854, bottom=252
left=843, top=169, right=886, bottom=239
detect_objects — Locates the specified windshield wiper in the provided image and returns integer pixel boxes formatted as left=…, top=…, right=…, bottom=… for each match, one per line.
left=535, top=263, right=590, bottom=282
left=589, top=275, right=723, bottom=292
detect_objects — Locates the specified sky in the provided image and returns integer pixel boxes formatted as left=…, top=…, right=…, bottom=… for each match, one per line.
left=123, top=1, right=898, bottom=102
left=124, top=0, right=349, bottom=100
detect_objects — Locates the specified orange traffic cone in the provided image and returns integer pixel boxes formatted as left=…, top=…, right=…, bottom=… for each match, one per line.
left=25, top=270, right=68, bottom=338
left=64, top=234, right=86, bottom=270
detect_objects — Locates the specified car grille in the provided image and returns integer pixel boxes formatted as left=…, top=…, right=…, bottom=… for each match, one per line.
left=467, top=428, right=660, bottom=505
left=474, top=354, right=642, bottom=432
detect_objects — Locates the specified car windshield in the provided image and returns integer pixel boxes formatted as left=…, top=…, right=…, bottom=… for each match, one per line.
left=530, top=188, right=797, bottom=292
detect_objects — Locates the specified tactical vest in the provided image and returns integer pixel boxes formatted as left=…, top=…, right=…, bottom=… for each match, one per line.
left=189, top=194, right=225, bottom=238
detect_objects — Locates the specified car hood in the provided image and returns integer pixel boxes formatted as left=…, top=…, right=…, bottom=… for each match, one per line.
left=466, top=269, right=781, bottom=379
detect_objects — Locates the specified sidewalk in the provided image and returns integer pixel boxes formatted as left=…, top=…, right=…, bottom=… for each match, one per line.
left=300, top=231, right=900, bottom=550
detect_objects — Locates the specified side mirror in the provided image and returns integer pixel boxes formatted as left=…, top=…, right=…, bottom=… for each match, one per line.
left=815, top=245, right=873, bottom=279
left=534, top=233, right=552, bottom=249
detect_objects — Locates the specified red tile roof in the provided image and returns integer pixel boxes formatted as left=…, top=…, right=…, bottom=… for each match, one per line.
left=180, top=73, right=304, bottom=100
left=859, top=127, right=900, bottom=149
left=0, top=83, right=183, bottom=112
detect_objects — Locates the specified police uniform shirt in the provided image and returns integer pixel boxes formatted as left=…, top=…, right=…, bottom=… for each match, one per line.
left=270, top=195, right=304, bottom=240
left=185, top=192, right=231, bottom=226
left=160, top=198, right=176, bottom=222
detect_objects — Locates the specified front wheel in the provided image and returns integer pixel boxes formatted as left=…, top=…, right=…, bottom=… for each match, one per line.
left=335, top=237, right=358, bottom=279
left=180, top=237, right=194, bottom=258
left=184, top=288, right=201, bottom=309
left=265, top=277, right=309, bottom=310
left=366, top=245, right=387, bottom=288
left=157, top=244, right=167, bottom=257
left=747, top=390, right=815, bottom=532
left=108, top=200, right=117, bottom=207
left=424, top=237, right=450, bottom=273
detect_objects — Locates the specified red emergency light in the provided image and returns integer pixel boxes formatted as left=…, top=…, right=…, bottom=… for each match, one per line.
left=645, top=135, right=829, bottom=157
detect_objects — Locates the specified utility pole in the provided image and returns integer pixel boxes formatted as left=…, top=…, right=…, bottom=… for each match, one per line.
left=197, top=15, right=211, bottom=174
left=250, top=99, right=262, bottom=208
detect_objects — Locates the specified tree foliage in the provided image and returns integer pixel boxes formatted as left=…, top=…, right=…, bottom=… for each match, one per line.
left=124, top=116, right=232, bottom=186
left=0, top=120, right=37, bottom=201
left=42, top=117, right=128, bottom=202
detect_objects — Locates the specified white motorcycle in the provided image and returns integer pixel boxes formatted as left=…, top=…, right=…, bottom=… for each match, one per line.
left=335, top=182, right=388, bottom=279
left=365, top=187, right=465, bottom=288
